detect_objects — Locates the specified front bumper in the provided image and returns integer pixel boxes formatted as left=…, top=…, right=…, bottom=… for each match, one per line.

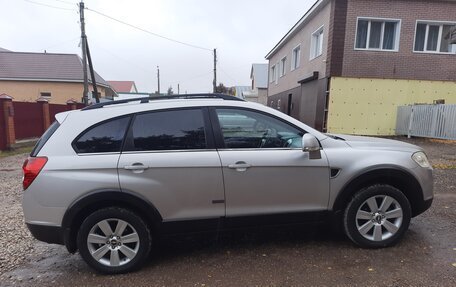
left=413, top=198, right=433, bottom=217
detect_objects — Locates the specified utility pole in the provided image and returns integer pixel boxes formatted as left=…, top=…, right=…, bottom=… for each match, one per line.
left=79, top=1, right=89, bottom=105
left=157, top=66, right=160, bottom=95
left=213, top=48, right=217, bottom=93
left=178, top=83, right=180, bottom=95
left=85, top=42, right=100, bottom=103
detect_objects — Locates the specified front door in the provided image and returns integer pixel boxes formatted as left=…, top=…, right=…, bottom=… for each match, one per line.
left=212, top=107, right=330, bottom=219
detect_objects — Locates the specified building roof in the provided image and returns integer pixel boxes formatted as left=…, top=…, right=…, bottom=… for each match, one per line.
left=108, top=81, right=138, bottom=93
left=265, top=0, right=328, bottom=59
left=0, top=51, right=109, bottom=87
left=250, top=63, right=268, bottom=89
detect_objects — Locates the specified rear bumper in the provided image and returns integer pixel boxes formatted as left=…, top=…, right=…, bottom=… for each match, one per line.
left=26, top=223, right=64, bottom=245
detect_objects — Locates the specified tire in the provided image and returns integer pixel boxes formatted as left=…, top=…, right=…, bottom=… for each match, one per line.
left=77, top=207, right=151, bottom=274
left=343, top=184, right=411, bottom=248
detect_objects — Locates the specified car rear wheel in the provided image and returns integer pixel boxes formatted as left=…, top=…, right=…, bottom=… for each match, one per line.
left=343, top=184, right=411, bottom=248
left=77, top=207, right=151, bottom=274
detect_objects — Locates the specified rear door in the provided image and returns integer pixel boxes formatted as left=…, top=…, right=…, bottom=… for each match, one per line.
left=118, top=108, right=225, bottom=225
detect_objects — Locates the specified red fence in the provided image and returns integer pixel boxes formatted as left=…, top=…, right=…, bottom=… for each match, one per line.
left=13, top=102, right=45, bottom=139
left=49, top=104, right=69, bottom=124
left=0, top=96, right=84, bottom=150
left=0, top=99, right=6, bottom=150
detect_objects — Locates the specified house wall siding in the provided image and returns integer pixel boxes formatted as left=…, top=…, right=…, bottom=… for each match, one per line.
left=267, top=1, right=332, bottom=96
left=327, top=77, right=456, bottom=135
left=342, top=0, right=456, bottom=81
left=0, top=80, right=106, bottom=104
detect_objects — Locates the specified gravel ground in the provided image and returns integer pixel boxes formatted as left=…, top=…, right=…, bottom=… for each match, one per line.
left=0, top=137, right=455, bottom=286
left=0, top=154, right=35, bottom=273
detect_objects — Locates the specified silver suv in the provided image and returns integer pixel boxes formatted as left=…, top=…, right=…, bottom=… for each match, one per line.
left=22, top=94, right=433, bottom=274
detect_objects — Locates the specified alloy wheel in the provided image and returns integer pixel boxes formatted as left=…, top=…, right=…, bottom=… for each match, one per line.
left=87, top=218, right=140, bottom=267
left=355, top=195, right=403, bottom=242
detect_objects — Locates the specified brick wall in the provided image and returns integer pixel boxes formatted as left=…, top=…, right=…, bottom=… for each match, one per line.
left=342, top=0, right=456, bottom=81
left=0, top=95, right=16, bottom=150
left=326, top=0, right=348, bottom=77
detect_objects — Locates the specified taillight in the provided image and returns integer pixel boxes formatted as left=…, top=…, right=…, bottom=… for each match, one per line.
left=22, top=157, right=48, bottom=190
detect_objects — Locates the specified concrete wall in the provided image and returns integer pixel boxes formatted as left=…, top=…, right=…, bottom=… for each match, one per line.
left=267, top=1, right=332, bottom=96
left=327, top=77, right=456, bottom=135
left=342, top=0, right=456, bottom=81
left=257, top=88, right=268, bottom=105
left=0, top=80, right=106, bottom=104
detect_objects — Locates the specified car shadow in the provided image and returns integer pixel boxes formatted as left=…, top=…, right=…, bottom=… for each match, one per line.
left=145, top=223, right=348, bottom=266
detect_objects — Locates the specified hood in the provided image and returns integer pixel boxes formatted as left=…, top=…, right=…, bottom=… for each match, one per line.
left=329, top=134, right=422, bottom=153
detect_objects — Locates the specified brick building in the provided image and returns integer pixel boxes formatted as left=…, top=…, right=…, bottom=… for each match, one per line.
left=266, top=0, right=456, bottom=135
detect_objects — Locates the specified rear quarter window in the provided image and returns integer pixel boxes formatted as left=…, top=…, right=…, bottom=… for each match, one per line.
left=31, top=121, right=60, bottom=156
left=73, top=116, right=131, bottom=154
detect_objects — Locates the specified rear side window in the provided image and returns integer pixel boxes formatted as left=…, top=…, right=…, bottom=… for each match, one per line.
left=125, top=109, right=207, bottom=151
left=31, top=121, right=60, bottom=156
left=73, top=116, right=130, bottom=154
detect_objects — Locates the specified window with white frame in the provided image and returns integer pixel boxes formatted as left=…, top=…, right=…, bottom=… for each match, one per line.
left=310, top=27, right=324, bottom=59
left=355, top=18, right=400, bottom=51
left=291, top=45, right=301, bottom=70
left=414, top=21, right=456, bottom=54
left=279, top=56, right=287, bottom=77
left=270, top=64, right=276, bottom=83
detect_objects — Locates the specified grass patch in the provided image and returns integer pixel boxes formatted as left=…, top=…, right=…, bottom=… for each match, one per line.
left=0, top=146, right=33, bottom=158
left=432, top=163, right=456, bottom=170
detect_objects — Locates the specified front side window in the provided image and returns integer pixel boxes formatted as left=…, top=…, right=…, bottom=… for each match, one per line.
left=126, top=109, right=206, bottom=151
left=310, top=27, right=324, bottom=59
left=414, top=22, right=456, bottom=54
left=291, top=45, right=301, bottom=70
left=216, top=108, right=303, bottom=149
left=355, top=18, right=400, bottom=51
left=73, top=116, right=130, bottom=153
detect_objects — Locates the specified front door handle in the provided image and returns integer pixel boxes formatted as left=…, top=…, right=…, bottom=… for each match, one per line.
left=228, top=161, right=251, bottom=172
left=124, top=163, right=148, bottom=173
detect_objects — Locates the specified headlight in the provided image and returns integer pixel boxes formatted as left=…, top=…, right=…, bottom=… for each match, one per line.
left=412, top=152, right=431, bottom=168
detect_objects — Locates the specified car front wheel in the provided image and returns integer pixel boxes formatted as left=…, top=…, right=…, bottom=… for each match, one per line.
left=343, top=184, right=412, bottom=248
left=77, top=207, right=151, bottom=274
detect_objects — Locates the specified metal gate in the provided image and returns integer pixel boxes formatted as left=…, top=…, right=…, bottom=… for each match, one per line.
left=396, top=104, right=456, bottom=140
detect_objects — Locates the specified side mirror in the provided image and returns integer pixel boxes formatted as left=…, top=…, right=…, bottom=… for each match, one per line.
left=302, top=134, right=321, bottom=159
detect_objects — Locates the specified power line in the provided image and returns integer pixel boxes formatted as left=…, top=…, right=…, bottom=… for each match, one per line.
left=39, top=37, right=80, bottom=51
left=218, top=65, right=237, bottom=84
left=23, top=0, right=75, bottom=11
left=84, top=7, right=213, bottom=52
left=49, top=0, right=76, bottom=6
left=179, top=71, right=213, bottom=84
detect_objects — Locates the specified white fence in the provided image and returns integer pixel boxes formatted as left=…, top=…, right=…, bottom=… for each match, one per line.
left=396, top=104, right=456, bottom=140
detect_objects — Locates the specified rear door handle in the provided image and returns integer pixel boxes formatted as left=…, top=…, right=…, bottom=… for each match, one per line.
left=228, top=161, right=251, bottom=171
left=124, top=163, right=148, bottom=173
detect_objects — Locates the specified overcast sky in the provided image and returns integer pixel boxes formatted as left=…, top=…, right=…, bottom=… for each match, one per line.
left=1, top=0, right=313, bottom=93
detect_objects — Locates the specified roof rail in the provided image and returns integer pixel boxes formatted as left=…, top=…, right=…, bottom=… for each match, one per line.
left=82, top=93, right=244, bottom=111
